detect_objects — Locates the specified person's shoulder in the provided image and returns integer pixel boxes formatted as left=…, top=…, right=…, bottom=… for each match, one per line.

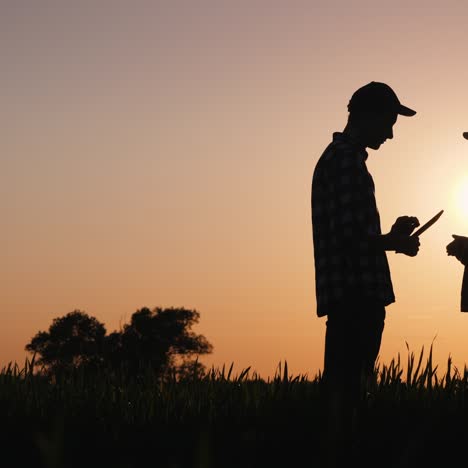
left=316, top=139, right=361, bottom=172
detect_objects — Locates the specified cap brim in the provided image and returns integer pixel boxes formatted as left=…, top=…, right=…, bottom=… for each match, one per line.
left=398, top=104, right=416, bottom=117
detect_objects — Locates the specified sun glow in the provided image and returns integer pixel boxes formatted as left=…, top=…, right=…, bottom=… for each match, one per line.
left=455, top=178, right=468, bottom=218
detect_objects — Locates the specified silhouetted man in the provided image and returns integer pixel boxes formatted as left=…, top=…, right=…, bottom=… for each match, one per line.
left=311, top=81, right=420, bottom=467
left=446, top=133, right=468, bottom=311
left=447, top=234, right=468, bottom=310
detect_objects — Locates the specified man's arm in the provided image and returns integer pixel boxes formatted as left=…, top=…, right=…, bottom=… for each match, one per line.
left=370, top=230, right=420, bottom=256
left=370, top=216, right=420, bottom=256
left=333, top=153, right=419, bottom=257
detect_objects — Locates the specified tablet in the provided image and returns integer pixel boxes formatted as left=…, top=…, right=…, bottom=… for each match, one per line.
left=411, top=210, right=444, bottom=237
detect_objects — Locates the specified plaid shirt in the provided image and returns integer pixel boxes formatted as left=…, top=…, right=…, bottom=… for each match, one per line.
left=311, top=132, right=395, bottom=317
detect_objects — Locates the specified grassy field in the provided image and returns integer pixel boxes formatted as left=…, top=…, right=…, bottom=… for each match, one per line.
left=1, top=346, right=468, bottom=468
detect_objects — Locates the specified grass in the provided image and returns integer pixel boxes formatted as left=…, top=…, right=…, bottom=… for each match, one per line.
left=1, top=346, right=468, bottom=468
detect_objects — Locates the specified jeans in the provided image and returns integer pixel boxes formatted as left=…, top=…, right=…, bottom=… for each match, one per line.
left=323, top=297, right=386, bottom=405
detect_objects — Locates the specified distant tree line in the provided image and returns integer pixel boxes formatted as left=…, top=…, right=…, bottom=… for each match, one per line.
left=25, top=306, right=213, bottom=379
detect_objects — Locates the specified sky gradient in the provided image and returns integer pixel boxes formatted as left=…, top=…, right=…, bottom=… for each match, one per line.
left=4, top=1, right=468, bottom=379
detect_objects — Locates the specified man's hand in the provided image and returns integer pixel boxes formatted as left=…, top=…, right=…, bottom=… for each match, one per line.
left=447, top=234, right=468, bottom=265
left=390, top=216, right=420, bottom=236
left=385, top=215, right=420, bottom=256
left=394, top=235, right=420, bottom=257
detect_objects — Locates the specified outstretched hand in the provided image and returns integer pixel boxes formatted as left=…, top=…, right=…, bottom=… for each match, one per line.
left=447, top=234, right=468, bottom=265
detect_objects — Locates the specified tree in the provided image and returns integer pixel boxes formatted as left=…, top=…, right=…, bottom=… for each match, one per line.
left=26, top=306, right=213, bottom=378
left=25, top=310, right=106, bottom=374
left=104, top=306, right=213, bottom=377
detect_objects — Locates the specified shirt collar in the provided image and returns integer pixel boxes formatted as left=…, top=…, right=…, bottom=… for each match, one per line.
left=332, top=132, right=368, bottom=161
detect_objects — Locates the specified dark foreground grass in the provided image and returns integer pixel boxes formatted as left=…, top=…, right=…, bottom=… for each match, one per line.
left=2, top=346, right=468, bottom=468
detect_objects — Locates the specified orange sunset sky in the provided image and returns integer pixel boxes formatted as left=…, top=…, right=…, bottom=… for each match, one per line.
left=4, top=1, right=468, bottom=379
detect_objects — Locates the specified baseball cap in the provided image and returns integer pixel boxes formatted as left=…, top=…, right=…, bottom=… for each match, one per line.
left=348, top=81, right=416, bottom=117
